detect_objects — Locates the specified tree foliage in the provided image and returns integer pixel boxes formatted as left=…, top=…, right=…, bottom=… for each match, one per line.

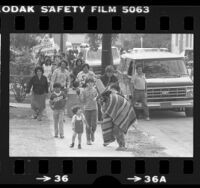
left=10, top=34, right=44, bottom=51
left=10, top=34, right=42, bottom=78
left=86, top=34, right=119, bottom=73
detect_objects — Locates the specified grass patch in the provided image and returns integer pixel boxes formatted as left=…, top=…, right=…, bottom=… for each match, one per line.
left=9, top=106, right=32, bottom=119
left=126, top=129, right=169, bottom=157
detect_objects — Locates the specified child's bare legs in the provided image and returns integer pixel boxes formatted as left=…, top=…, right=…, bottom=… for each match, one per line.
left=70, top=132, right=77, bottom=148
left=72, top=132, right=77, bottom=143
left=78, top=133, right=82, bottom=149
left=78, top=134, right=82, bottom=145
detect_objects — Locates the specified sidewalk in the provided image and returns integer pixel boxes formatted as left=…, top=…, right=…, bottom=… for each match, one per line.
left=9, top=105, right=57, bottom=157
left=46, top=105, right=135, bottom=157
left=9, top=101, right=169, bottom=157
left=9, top=101, right=134, bottom=157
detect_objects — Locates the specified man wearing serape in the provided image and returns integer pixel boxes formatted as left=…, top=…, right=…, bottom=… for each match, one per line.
left=99, top=90, right=137, bottom=151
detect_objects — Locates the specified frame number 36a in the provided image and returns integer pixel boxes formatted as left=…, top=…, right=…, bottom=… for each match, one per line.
left=144, top=176, right=166, bottom=184
left=54, top=175, right=69, bottom=183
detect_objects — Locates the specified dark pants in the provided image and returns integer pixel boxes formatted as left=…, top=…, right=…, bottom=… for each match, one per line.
left=84, top=110, right=97, bottom=142
left=97, top=103, right=103, bottom=121
left=133, top=90, right=149, bottom=118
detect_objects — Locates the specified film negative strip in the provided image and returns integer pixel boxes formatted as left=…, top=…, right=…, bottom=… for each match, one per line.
left=0, top=2, right=199, bottom=185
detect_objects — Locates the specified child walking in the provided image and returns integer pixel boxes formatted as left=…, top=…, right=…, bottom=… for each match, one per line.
left=49, top=83, right=67, bottom=139
left=70, top=106, right=88, bottom=149
left=77, top=78, right=98, bottom=145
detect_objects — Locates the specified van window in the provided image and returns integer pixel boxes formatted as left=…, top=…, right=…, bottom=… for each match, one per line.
left=135, top=59, right=188, bottom=78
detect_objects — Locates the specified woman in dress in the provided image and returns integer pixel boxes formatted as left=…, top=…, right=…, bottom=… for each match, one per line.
left=26, top=66, right=49, bottom=121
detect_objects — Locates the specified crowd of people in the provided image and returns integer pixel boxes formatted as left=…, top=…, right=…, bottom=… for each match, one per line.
left=25, top=48, right=150, bottom=151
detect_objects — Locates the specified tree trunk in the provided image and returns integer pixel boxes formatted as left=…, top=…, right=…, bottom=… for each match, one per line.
left=101, top=34, right=113, bottom=75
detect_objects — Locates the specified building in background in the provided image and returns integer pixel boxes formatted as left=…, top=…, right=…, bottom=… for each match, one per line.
left=171, top=34, right=193, bottom=54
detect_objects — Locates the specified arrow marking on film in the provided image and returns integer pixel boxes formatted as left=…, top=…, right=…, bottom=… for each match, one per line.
left=36, top=176, right=51, bottom=182
left=127, top=176, right=142, bottom=182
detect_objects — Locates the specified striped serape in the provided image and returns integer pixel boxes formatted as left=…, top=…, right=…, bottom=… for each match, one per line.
left=104, top=93, right=137, bottom=134
left=101, top=116, right=115, bottom=144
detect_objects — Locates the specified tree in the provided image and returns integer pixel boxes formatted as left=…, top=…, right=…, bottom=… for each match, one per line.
left=86, top=34, right=119, bottom=74
left=86, top=34, right=100, bottom=50
left=101, top=34, right=112, bottom=75
left=10, top=34, right=44, bottom=51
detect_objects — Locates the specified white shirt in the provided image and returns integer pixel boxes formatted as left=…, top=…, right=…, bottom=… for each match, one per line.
left=131, top=73, right=146, bottom=90
left=43, top=64, right=52, bottom=81
left=51, top=67, right=70, bottom=90
left=77, top=71, right=95, bottom=86
left=71, top=114, right=86, bottom=128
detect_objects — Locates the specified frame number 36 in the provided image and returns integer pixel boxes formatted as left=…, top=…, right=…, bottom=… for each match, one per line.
left=54, top=175, right=69, bottom=183
left=144, top=176, right=166, bottom=184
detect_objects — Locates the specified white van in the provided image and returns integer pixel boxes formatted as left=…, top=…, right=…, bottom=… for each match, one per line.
left=118, top=48, right=193, bottom=117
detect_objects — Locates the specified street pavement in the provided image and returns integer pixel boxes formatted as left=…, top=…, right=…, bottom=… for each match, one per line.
left=9, top=101, right=193, bottom=157
left=138, top=110, right=193, bottom=157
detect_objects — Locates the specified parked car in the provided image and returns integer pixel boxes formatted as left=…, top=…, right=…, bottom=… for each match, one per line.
left=117, top=48, right=193, bottom=117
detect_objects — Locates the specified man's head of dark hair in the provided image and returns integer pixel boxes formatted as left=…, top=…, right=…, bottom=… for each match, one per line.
left=110, top=84, right=120, bottom=92
left=60, top=60, right=68, bottom=66
left=100, top=90, right=112, bottom=103
left=53, top=82, right=62, bottom=89
left=82, top=63, right=90, bottom=70
left=73, top=80, right=80, bottom=88
left=76, top=58, right=83, bottom=66
left=34, top=66, right=44, bottom=75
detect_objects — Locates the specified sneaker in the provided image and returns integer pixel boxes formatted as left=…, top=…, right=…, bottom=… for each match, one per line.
left=60, top=136, right=64, bottom=139
left=146, top=117, right=150, bottom=121
left=103, top=143, right=109, bottom=147
left=54, top=135, right=58, bottom=138
left=115, top=146, right=127, bottom=151
left=87, top=141, right=92, bottom=145
left=78, top=144, right=81, bottom=149
left=70, top=143, right=74, bottom=148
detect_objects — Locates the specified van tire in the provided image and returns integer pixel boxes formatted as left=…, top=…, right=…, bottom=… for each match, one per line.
left=185, top=108, right=193, bottom=117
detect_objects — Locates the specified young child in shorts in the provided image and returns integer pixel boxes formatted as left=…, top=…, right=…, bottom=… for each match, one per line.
left=70, top=106, right=89, bottom=149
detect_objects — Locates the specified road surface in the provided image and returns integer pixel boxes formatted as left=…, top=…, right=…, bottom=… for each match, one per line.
left=138, top=110, right=193, bottom=157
